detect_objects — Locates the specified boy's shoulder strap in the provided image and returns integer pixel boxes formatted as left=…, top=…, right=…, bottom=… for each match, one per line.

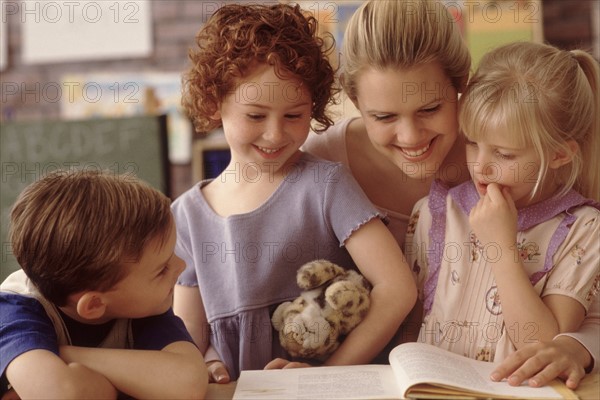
left=1, top=270, right=73, bottom=345
left=1, top=270, right=132, bottom=348
left=100, top=319, right=134, bottom=349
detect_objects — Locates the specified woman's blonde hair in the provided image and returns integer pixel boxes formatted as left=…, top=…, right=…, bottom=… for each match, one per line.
left=341, top=0, right=471, bottom=100
left=459, top=41, right=599, bottom=200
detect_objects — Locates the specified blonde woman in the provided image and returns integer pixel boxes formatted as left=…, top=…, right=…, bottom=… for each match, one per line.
left=304, top=0, right=599, bottom=389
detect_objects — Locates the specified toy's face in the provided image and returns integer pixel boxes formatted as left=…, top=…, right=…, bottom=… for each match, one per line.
left=278, top=293, right=340, bottom=360
left=279, top=317, right=340, bottom=360
left=272, top=260, right=372, bottom=361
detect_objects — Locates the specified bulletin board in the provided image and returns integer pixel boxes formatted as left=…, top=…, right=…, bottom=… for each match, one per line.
left=297, top=0, right=543, bottom=69
left=462, top=0, right=543, bottom=67
left=290, top=0, right=543, bottom=120
left=0, top=114, right=169, bottom=281
left=60, top=72, right=193, bottom=164
left=21, top=0, right=152, bottom=64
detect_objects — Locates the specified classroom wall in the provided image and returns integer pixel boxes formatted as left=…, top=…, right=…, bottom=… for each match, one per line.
left=1, top=1, right=210, bottom=121
left=1, top=0, right=597, bottom=123
left=543, top=0, right=597, bottom=54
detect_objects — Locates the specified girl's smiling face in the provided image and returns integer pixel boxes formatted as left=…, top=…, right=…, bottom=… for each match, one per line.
left=354, top=62, right=460, bottom=181
left=215, top=63, right=313, bottom=176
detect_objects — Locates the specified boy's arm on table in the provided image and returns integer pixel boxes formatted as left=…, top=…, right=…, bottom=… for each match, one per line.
left=1, top=294, right=116, bottom=398
left=325, top=218, right=417, bottom=365
left=6, top=349, right=117, bottom=399
left=59, top=340, right=207, bottom=399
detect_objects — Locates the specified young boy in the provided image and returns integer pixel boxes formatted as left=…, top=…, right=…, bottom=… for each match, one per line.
left=0, top=169, right=208, bottom=399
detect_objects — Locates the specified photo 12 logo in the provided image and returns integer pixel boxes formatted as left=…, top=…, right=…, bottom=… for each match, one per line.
left=1, top=81, right=140, bottom=105
left=2, top=1, right=143, bottom=24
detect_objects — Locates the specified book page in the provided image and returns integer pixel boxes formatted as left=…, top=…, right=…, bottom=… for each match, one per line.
left=389, top=343, right=563, bottom=399
left=233, top=364, right=402, bottom=399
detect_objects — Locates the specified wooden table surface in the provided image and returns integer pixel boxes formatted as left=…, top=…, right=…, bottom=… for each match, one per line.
left=205, top=372, right=599, bottom=399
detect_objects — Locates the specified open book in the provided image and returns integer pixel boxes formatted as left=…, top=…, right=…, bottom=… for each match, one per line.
left=233, top=342, right=577, bottom=399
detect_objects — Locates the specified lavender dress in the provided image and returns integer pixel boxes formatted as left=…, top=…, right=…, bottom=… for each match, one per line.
left=172, top=152, right=383, bottom=379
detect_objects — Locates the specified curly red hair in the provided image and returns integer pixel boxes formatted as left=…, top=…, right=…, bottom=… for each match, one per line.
left=182, top=3, right=337, bottom=133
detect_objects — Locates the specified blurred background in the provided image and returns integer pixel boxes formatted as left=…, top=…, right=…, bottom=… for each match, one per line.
left=1, top=1, right=597, bottom=124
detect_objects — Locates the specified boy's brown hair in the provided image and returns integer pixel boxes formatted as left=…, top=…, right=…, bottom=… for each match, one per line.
left=182, top=3, right=337, bottom=134
left=9, top=169, right=172, bottom=306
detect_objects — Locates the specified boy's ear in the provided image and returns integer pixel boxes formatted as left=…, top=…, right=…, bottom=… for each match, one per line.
left=76, top=292, right=108, bottom=320
left=549, top=140, right=579, bottom=169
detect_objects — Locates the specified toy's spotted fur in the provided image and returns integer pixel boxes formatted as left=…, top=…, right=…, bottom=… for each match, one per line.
left=271, top=260, right=371, bottom=361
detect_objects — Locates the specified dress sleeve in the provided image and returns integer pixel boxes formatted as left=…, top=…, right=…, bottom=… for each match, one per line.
left=543, top=206, right=600, bottom=311
left=322, top=163, right=384, bottom=245
left=405, top=196, right=431, bottom=300
left=171, top=194, right=199, bottom=287
left=554, top=290, right=600, bottom=373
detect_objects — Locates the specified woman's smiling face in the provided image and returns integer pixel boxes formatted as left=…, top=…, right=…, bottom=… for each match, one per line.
left=355, top=62, right=460, bottom=181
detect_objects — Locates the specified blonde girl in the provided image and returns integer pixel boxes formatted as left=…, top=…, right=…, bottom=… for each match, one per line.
left=408, top=41, right=599, bottom=369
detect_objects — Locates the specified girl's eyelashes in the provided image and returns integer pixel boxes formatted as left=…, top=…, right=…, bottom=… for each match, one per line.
left=371, top=104, right=440, bottom=121
left=247, top=114, right=265, bottom=120
left=420, top=104, right=441, bottom=114
left=246, top=113, right=303, bottom=120
left=372, top=114, right=393, bottom=121
left=465, top=139, right=515, bottom=160
left=495, top=150, right=515, bottom=160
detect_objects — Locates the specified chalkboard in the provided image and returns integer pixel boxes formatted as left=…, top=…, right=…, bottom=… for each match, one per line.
left=0, top=114, right=169, bottom=281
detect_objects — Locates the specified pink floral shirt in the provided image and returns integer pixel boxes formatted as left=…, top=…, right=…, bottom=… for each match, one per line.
left=407, top=180, right=600, bottom=362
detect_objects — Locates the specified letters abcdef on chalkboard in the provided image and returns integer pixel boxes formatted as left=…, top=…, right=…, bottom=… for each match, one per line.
left=0, top=114, right=169, bottom=281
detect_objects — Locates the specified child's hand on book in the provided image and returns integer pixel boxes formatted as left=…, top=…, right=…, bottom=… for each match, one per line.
left=491, top=337, right=589, bottom=389
left=264, top=358, right=312, bottom=370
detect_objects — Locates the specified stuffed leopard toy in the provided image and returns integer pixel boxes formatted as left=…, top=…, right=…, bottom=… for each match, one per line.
left=271, top=259, right=371, bottom=361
